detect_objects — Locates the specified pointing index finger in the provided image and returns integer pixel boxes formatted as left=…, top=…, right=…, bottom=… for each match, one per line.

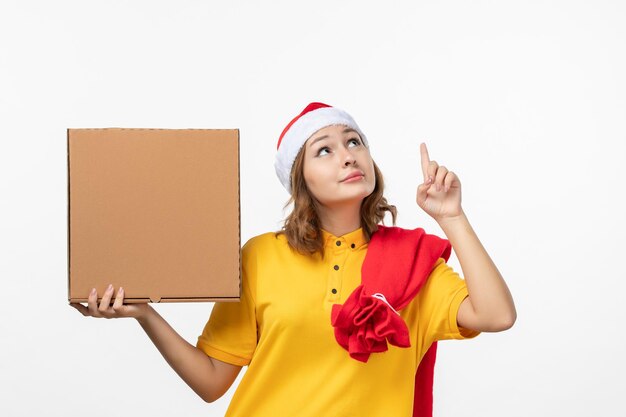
left=420, top=142, right=430, bottom=180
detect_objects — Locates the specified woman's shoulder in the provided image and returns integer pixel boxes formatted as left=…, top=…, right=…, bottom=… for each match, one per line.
left=242, top=230, right=288, bottom=253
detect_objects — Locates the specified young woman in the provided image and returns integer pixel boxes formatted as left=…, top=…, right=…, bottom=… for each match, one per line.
left=71, top=102, right=516, bottom=417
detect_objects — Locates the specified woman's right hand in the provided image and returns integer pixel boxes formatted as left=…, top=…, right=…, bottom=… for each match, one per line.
left=70, top=284, right=151, bottom=321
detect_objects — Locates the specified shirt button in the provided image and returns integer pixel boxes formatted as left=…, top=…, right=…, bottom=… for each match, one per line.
left=331, top=288, right=337, bottom=294
left=351, top=243, right=355, bottom=248
left=334, top=265, right=339, bottom=270
left=336, top=240, right=341, bottom=246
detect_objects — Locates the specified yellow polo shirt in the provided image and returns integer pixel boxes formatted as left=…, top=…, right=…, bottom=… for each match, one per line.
left=196, top=227, right=480, bottom=416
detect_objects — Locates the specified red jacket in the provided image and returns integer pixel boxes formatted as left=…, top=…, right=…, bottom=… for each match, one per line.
left=331, top=225, right=452, bottom=417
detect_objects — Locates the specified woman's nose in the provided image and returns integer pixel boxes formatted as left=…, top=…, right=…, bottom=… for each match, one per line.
left=340, top=148, right=356, bottom=165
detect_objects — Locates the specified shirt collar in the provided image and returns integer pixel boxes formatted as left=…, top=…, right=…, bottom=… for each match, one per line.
left=321, top=227, right=368, bottom=250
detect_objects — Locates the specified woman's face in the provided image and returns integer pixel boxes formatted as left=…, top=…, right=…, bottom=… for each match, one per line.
left=302, top=124, right=375, bottom=208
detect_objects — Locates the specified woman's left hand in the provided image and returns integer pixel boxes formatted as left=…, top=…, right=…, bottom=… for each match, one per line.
left=416, top=142, right=463, bottom=222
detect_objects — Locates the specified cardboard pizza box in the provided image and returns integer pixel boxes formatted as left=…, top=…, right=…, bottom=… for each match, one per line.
left=67, top=128, right=240, bottom=304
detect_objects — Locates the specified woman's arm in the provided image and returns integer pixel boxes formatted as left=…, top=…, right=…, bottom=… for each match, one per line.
left=71, top=286, right=242, bottom=402
left=137, top=305, right=243, bottom=402
left=416, top=142, right=516, bottom=333
left=438, top=211, right=517, bottom=332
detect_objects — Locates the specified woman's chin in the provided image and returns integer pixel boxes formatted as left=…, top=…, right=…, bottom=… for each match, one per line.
left=323, top=192, right=370, bottom=206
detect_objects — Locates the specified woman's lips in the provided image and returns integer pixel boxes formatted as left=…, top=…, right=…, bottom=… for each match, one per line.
left=342, top=174, right=364, bottom=183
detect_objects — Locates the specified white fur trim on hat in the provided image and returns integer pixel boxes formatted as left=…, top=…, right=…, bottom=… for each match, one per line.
left=274, top=106, right=369, bottom=194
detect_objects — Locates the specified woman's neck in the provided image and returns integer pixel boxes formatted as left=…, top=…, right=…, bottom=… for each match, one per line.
left=316, top=203, right=361, bottom=237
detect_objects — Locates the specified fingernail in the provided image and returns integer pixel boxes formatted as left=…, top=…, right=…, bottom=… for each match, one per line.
left=118, top=287, right=123, bottom=293
left=90, top=288, right=96, bottom=295
left=107, top=284, right=113, bottom=291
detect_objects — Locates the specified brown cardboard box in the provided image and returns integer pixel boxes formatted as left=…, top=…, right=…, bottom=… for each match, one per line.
left=68, top=128, right=240, bottom=304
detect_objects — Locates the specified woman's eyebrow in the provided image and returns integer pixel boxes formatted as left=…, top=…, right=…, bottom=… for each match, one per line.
left=308, top=128, right=359, bottom=148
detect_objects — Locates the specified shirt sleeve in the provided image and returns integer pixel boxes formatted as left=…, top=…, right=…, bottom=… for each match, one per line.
left=417, top=257, right=481, bottom=345
left=195, top=241, right=258, bottom=366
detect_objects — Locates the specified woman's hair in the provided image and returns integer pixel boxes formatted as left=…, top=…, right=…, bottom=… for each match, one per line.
left=274, top=143, right=397, bottom=260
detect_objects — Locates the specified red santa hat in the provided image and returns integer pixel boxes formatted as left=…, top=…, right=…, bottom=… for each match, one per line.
left=274, top=102, right=370, bottom=194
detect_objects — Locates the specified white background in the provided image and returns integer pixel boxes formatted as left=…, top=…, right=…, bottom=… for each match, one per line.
left=1, top=1, right=625, bottom=416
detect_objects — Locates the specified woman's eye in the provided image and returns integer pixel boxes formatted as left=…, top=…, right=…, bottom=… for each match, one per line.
left=317, top=138, right=360, bottom=156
